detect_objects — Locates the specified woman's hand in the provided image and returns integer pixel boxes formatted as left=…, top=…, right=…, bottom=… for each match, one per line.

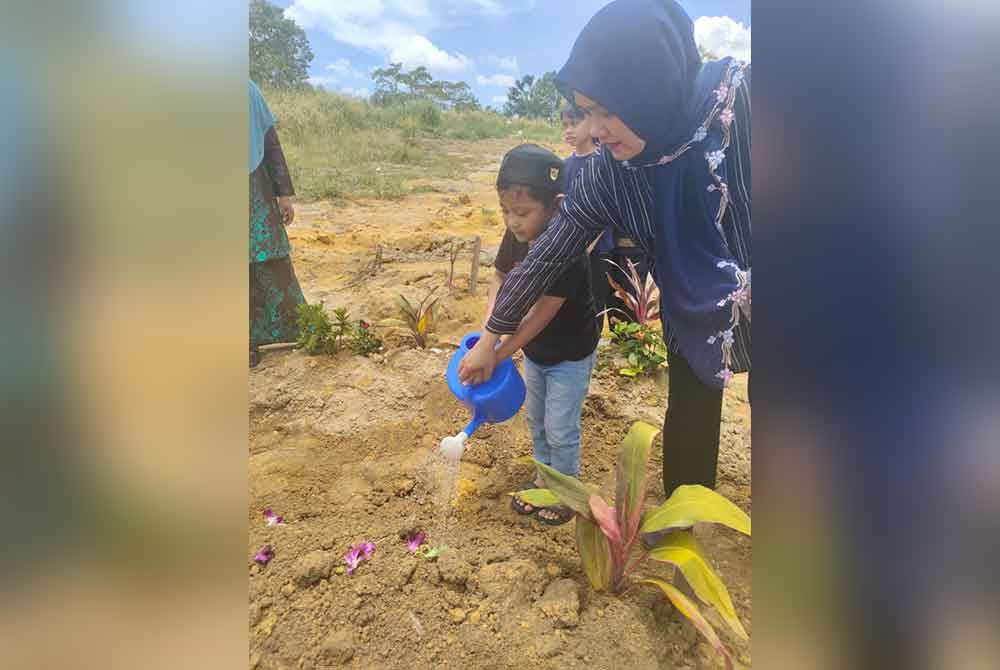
left=277, top=196, right=295, bottom=225
left=458, top=332, right=499, bottom=385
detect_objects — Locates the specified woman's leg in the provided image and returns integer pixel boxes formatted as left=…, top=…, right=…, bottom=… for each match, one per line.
left=662, top=350, right=724, bottom=497
left=250, top=256, right=305, bottom=348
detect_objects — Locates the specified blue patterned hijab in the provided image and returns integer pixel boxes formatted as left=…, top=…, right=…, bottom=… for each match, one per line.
left=557, top=0, right=751, bottom=388
left=249, top=80, right=275, bottom=174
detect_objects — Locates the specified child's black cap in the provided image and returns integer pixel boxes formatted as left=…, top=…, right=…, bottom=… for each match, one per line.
left=497, top=143, right=565, bottom=193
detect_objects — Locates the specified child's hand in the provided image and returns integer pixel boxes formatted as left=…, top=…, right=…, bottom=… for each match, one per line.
left=458, top=334, right=498, bottom=385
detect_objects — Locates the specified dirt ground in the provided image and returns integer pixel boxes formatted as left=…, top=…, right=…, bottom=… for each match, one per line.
left=249, top=138, right=751, bottom=669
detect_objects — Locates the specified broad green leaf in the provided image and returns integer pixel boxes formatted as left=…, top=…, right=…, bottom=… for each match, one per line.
left=640, top=485, right=751, bottom=537
left=509, top=488, right=560, bottom=508
left=619, top=368, right=639, bottom=377
left=648, top=531, right=748, bottom=640
left=618, top=422, right=658, bottom=534
left=588, top=495, right=622, bottom=546
left=534, top=460, right=594, bottom=521
left=642, top=578, right=733, bottom=670
left=576, top=516, right=611, bottom=592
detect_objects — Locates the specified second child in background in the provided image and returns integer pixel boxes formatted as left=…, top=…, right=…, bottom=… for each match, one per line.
left=561, top=104, right=614, bottom=332
left=482, top=144, right=599, bottom=526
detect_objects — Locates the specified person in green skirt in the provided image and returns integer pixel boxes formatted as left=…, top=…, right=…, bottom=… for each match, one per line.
left=249, top=80, right=305, bottom=367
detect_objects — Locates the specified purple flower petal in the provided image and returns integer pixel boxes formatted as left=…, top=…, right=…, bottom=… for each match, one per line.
left=263, top=509, right=285, bottom=526
left=360, top=542, right=376, bottom=558
left=254, top=545, right=274, bottom=565
left=406, top=532, right=426, bottom=555
left=344, top=546, right=364, bottom=575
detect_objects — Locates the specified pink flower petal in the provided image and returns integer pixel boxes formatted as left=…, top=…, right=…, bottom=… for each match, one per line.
left=263, top=509, right=285, bottom=526
left=254, top=545, right=274, bottom=565
left=406, top=532, right=426, bottom=554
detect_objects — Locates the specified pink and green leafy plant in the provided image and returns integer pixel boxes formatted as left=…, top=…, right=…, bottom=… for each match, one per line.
left=601, top=257, right=660, bottom=325
left=511, top=422, right=751, bottom=669
left=404, top=532, right=446, bottom=559
left=377, top=288, right=440, bottom=348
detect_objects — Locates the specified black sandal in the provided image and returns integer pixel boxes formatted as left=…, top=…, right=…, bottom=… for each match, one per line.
left=510, top=480, right=542, bottom=516
left=535, top=505, right=574, bottom=526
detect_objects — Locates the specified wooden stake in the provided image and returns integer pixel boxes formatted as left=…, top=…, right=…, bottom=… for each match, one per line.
left=469, top=236, right=481, bottom=296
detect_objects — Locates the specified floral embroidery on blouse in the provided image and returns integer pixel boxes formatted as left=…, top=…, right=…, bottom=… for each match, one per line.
left=709, top=261, right=751, bottom=386
left=618, top=60, right=751, bottom=386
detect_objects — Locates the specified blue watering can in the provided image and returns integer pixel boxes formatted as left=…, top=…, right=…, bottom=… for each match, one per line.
left=440, top=332, right=526, bottom=459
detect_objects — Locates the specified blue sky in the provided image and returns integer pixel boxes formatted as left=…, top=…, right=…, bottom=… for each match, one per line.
left=271, top=1, right=750, bottom=107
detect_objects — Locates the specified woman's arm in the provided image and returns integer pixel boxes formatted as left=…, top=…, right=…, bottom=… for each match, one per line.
left=485, top=153, right=619, bottom=336
left=461, top=153, right=620, bottom=384
left=264, top=127, right=296, bottom=224
left=263, top=127, right=294, bottom=197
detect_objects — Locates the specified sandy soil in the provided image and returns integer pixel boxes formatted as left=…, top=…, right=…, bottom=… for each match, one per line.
left=249, top=137, right=751, bottom=669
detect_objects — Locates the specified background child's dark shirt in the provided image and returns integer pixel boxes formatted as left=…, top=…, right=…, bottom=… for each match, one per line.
left=495, top=229, right=599, bottom=366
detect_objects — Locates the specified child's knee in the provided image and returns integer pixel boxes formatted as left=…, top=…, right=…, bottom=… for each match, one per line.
left=543, top=417, right=581, bottom=449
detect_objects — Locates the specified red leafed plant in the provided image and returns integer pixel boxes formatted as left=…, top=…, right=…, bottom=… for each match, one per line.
left=602, top=257, right=660, bottom=325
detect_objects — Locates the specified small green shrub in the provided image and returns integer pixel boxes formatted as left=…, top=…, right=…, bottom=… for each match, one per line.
left=296, top=303, right=382, bottom=356
left=610, top=321, right=667, bottom=377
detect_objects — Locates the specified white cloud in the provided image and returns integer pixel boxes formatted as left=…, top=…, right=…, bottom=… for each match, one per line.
left=341, top=87, right=371, bottom=99
left=487, top=55, right=519, bottom=72
left=694, top=16, right=751, bottom=62
left=285, top=1, right=475, bottom=76
left=308, top=74, right=340, bottom=88
left=476, top=73, right=517, bottom=88
left=325, top=57, right=365, bottom=79
left=465, top=0, right=504, bottom=16
left=388, top=34, right=472, bottom=74
left=397, top=0, right=431, bottom=19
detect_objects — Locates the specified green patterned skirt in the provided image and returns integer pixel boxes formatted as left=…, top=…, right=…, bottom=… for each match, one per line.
left=250, top=257, right=305, bottom=348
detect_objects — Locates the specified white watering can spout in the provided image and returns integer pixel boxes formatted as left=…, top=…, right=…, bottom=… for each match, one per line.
left=438, top=431, right=468, bottom=461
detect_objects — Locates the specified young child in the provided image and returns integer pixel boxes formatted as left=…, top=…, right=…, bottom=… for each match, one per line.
left=482, top=144, right=599, bottom=526
left=561, top=104, right=614, bottom=332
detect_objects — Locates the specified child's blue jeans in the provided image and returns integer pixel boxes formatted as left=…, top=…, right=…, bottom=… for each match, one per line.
left=522, top=351, right=596, bottom=479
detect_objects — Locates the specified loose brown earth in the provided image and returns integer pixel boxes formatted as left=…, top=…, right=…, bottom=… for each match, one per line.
left=249, top=138, right=751, bottom=669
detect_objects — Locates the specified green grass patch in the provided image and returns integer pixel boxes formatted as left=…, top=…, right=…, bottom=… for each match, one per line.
left=264, top=87, right=561, bottom=202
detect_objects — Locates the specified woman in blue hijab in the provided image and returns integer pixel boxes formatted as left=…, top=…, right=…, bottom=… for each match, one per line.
left=460, top=0, right=750, bottom=497
left=249, top=80, right=305, bottom=367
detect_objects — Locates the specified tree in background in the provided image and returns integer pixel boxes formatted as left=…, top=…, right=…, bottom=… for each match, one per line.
left=503, top=72, right=559, bottom=119
left=250, top=0, right=314, bottom=89
left=371, top=63, right=481, bottom=111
